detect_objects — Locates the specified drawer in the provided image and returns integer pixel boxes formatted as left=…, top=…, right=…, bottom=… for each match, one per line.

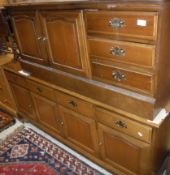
left=92, top=62, right=153, bottom=94
left=27, top=79, right=55, bottom=101
left=89, top=38, right=155, bottom=68
left=5, top=71, right=27, bottom=88
left=96, top=107, right=152, bottom=143
left=85, top=11, right=158, bottom=41
left=55, top=91, right=94, bottom=118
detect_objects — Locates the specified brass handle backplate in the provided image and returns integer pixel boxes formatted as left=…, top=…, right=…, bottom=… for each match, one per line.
left=110, top=47, right=125, bottom=57
left=109, top=18, right=125, bottom=28
left=37, top=87, right=43, bottom=93
left=114, top=120, right=127, bottom=128
left=68, top=100, right=77, bottom=107
left=112, top=71, right=126, bottom=81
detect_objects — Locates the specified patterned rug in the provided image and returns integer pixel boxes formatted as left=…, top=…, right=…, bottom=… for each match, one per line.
left=0, top=127, right=106, bottom=175
left=0, top=109, right=15, bottom=132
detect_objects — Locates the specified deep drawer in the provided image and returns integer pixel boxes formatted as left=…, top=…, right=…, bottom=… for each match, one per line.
left=96, top=107, right=152, bottom=143
left=92, top=62, right=153, bottom=94
left=85, top=11, right=158, bottom=41
left=27, top=79, right=55, bottom=101
left=55, top=91, right=94, bottom=118
left=89, top=38, right=155, bottom=68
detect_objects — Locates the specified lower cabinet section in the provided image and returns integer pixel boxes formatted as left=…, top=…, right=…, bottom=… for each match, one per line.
left=98, top=123, right=151, bottom=174
left=59, top=106, right=98, bottom=156
left=5, top=71, right=170, bottom=175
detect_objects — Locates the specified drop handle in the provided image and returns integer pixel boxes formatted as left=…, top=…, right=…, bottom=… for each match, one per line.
left=98, top=142, right=103, bottom=146
left=110, top=47, right=125, bottom=57
left=37, top=36, right=42, bottom=40
left=42, top=37, right=47, bottom=41
left=112, top=71, right=126, bottom=81
left=114, top=120, right=127, bottom=129
left=109, top=18, right=125, bottom=28
left=68, top=100, right=77, bottom=107
left=37, top=87, right=43, bottom=93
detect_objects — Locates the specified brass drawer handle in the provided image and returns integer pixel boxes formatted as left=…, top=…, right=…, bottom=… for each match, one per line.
left=36, top=86, right=43, bottom=93
left=114, top=120, right=127, bottom=128
left=112, top=71, right=127, bottom=81
left=68, top=100, right=77, bottom=107
left=37, top=36, right=42, bottom=41
left=110, top=47, right=125, bottom=57
left=109, top=18, right=125, bottom=28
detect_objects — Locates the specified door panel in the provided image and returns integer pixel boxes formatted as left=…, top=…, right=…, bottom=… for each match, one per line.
left=40, top=11, right=90, bottom=77
left=11, top=11, right=48, bottom=64
left=10, top=82, right=36, bottom=120
left=59, top=106, right=98, bottom=155
left=98, top=123, right=151, bottom=174
left=32, top=93, right=63, bottom=135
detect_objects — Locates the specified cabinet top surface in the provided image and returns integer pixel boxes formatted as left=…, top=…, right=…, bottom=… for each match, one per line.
left=4, top=0, right=164, bottom=8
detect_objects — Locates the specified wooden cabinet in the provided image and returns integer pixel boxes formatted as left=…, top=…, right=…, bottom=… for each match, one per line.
left=98, top=123, right=151, bottom=174
left=40, top=11, right=90, bottom=77
left=32, top=93, right=63, bottom=135
left=10, top=82, right=36, bottom=120
left=11, top=11, right=48, bottom=64
left=59, top=106, right=98, bottom=156
left=5, top=1, right=170, bottom=175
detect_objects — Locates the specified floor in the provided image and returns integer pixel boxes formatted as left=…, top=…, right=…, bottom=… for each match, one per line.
left=0, top=119, right=112, bottom=175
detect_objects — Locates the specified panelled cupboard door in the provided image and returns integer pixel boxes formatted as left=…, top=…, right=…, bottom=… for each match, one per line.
left=11, top=11, right=48, bottom=64
left=40, top=11, right=91, bottom=77
left=32, top=93, right=63, bottom=135
left=59, top=106, right=98, bottom=155
left=98, top=124, right=151, bottom=175
left=10, top=83, right=37, bottom=120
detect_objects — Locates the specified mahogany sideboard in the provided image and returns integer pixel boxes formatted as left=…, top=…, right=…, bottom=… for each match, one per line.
left=3, top=1, right=170, bottom=174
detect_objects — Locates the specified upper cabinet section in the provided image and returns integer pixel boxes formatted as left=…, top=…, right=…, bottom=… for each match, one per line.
left=11, top=11, right=49, bottom=64
left=40, top=11, right=90, bottom=77
left=85, top=11, right=158, bottom=43
left=11, top=10, right=91, bottom=78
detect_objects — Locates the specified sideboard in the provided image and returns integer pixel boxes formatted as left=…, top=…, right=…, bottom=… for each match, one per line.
left=4, top=1, right=170, bottom=174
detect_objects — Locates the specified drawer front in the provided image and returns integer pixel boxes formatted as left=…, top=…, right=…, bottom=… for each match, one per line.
left=96, top=107, right=152, bottom=142
left=92, top=62, right=153, bottom=94
left=5, top=71, right=27, bottom=88
left=27, top=80, right=55, bottom=101
left=85, top=11, right=158, bottom=41
left=89, top=38, right=155, bottom=68
left=55, top=91, right=94, bottom=118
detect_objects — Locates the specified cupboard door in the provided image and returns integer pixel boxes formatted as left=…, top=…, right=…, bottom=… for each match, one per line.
left=98, top=124, right=151, bottom=175
left=10, top=83, right=36, bottom=120
left=11, top=11, right=48, bottom=64
left=32, top=93, right=63, bottom=135
left=59, top=106, right=98, bottom=155
left=40, top=11, right=90, bottom=77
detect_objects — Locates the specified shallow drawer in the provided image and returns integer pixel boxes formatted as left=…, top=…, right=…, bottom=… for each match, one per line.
left=55, top=91, right=94, bottom=118
left=89, top=38, right=155, bottom=68
left=5, top=71, right=27, bottom=88
left=27, top=80, right=55, bottom=101
left=92, top=62, right=153, bottom=94
left=96, top=107, right=152, bottom=143
left=85, top=11, right=158, bottom=41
